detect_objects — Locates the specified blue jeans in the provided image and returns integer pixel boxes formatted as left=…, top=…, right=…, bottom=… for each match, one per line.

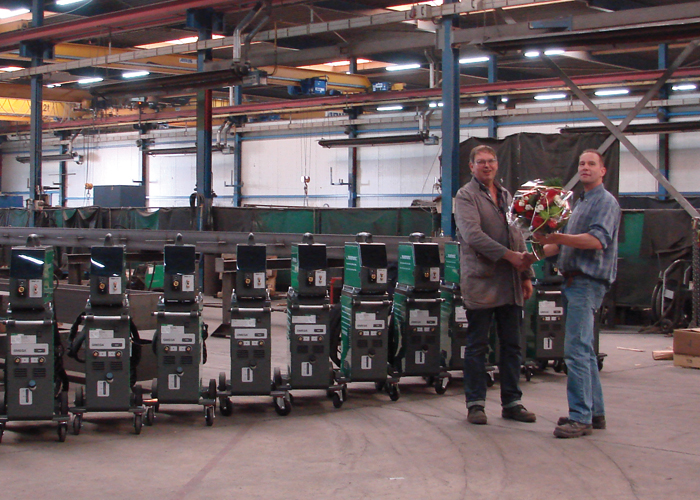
left=562, top=276, right=607, bottom=424
left=463, top=304, right=523, bottom=409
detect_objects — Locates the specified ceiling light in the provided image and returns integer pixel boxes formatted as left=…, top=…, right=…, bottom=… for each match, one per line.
left=534, top=93, right=567, bottom=100
left=594, top=88, right=629, bottom=96
left=78, top=77, right=104, bottom=85
left=544, top=49, right=565, bottom=56
left=0, top=66, right=23, bottom=72
left=0, top=8, right=30, bottom=18
left=46, top=83, right=62, bottom=88
left=377, top=105, right=403, bottom=111
left=524, top=50, right=540, bottom=58
left=122, top=70, right=150, bottom=79
left=56, top=0, right=88, bottom=5
left=386, top=63, right=421, bottom=72
left=501, top=97, right=509, bottom=103
left=477, top=98, right=486, bottom=104
left=672, top=83, right=697, bottom=91
left=429, top=102, right=443, bottom=108
left=459, top=56, right=490, bottom=64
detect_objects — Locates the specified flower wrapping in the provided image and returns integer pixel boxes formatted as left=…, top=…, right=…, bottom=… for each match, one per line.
left=508, top=179, right=573, bottom=237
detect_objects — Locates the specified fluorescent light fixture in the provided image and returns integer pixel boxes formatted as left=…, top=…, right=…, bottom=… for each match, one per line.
left=459, top=56, right=490, bottom=64
left=477, top=98, right=486, bottom=104
left=429, top=102, right=443, bottom=108
left=122, top=70, right=150, bottom=79
left=501, top=96, right=509, bottom=103
left=534, top=93, right=567, bottom=100
left=377, top=105, right=403, bottom=111
left=0, top=66, right=23, bottom=72
left=672, top=83, right=697, bottom=91
left=46, top=83, right=62, bottom=88
left=594, top=88, right=629, bottom=96
left=56, top=0, right=88, bottom=5
left=386, top=63, right=421, bottom=72
left=544, top=49, right=565, bottom=56
left=77, top=77, right=104, bottom=85
left=524, top=50, right=540, bottom=58
left=0, top=8, right=30, bottom=18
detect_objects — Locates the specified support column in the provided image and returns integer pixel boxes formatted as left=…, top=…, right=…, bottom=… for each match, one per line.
left=188, top=8, right=216, bottom=230
left=233, top=86, right=243, bottom=207
left=487, top=55, right=498, bottom=139
left=658, top=44, right=670, bottom=199
left=347, top=57, right=359, bottom=208
left=440, top=0, right=460, bottom=237
left=57, top=131, right=68, bottom=207
left=22, top=0, right=52, bottom=224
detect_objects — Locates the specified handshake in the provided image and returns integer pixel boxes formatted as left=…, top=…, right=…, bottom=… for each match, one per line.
left=504, top=250, right=539, bottom=272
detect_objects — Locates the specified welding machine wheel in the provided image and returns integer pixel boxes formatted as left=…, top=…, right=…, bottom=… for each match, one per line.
left=133, top=413, right=143, bottom=435
left=205, top=405, right=215, bottom=426
left=72, top=414, right=82, bottom=436
left=58, top=423, right=67, bottom=443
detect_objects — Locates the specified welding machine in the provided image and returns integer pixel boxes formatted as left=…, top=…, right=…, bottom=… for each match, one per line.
left=0, top=235, right=69, bottom=443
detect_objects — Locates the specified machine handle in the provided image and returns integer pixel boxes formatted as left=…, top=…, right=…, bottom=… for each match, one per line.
left=352, top=300, right=391, bottom=307
left=153, top=311, right=201, bottom=318
left=230, top=307, right=270, bottom=313
left=408, top=298, right=444, bottom=304
left=291, top=304, right=329, bottom=310
left=3, top=319, right=54, bottom=326
left=85, top=315, right=128, bottom=321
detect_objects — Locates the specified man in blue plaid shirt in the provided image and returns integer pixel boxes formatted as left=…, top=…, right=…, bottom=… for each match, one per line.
left=534, top=149, right=621, bottom=438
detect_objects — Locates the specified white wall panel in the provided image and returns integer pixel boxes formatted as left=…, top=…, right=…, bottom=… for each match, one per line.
left=670, top=131, right=700, bottom=193
left=149, top=153, right=196, bottom=207
left=619, top=134, right=658, bottom=194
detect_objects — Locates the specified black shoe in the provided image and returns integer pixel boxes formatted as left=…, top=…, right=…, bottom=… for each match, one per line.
left=553, top=420, right=593, bottom=438
left=557, top=415, right=606, bottom=430
left=467, top=405, right=487, bottom=425
left=502, top=404, right=536, bottom=423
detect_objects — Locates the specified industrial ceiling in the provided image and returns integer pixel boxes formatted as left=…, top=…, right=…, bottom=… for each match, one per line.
left=2, top=0, right=700, bottom=135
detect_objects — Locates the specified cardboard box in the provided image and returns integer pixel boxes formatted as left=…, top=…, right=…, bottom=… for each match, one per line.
left=673, top=354, right=700, bottom=369
left=673, top=328, right=700, bottom=357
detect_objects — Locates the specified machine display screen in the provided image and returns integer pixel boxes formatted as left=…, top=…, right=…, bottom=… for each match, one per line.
left=299, top=245, right=326, bottom=270
left=360, top=244, right=387, bottom=268
left=91, top=247, right=124, bottom=277
left=10, top=250, right=45, bottom=279
left=164, top=246, right=196, bottom=274
left=414, top=246, right=441, bottom=267
left=237, top=245, right=266, bottom=272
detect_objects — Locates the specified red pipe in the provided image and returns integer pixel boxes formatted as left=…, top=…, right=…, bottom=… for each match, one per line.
left=0, top=0, right=305, bottom=51
left=3, top=67, right=700, bottom=135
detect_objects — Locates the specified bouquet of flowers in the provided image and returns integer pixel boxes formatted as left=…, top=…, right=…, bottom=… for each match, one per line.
left=508, top=179, right=573, bottom=259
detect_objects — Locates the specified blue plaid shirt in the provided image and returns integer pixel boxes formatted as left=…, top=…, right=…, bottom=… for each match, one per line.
left=557, top=183, right=621, bottom=285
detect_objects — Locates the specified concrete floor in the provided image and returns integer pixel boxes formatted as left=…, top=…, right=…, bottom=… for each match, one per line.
left=1, top=300, right=699, bottom=500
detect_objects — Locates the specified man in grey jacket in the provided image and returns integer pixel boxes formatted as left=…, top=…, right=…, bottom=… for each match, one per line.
left=454, top=145, right=536, bottom=425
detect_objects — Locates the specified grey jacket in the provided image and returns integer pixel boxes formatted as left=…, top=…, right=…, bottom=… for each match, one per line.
left=454, top=177, right=533, bottom=309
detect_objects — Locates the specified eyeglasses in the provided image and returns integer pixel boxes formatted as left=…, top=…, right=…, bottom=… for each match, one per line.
left=474, top=158, right=497, bottom=166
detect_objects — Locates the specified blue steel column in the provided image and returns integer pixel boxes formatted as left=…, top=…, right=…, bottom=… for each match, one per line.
left=440, top=1, right=460, bottom=237
left=658, top=43, right=670, bottom=199
left=188, top=9, right=214, bottom=230
left=487, top=55, right=498, bottom=138
left=347, top=57, right=359, bottom=207
left=233, top=86, right=243, bottom=207
left=27, top=0, right=47, bottom=224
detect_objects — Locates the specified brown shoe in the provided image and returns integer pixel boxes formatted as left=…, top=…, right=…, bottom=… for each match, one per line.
left=467, top=405, right=487, bottom=425
left=557, top=415, right=606, bottom=430
left=502, top=404, right=536, bottom=423
left=553, top=420, right=593, bottom=438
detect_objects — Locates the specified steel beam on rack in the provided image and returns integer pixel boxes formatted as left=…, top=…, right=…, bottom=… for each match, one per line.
left=0, top=227, right=411, bottom=260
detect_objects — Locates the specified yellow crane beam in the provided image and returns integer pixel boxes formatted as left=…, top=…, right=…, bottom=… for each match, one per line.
left=0, top=97, right=84, bottom=121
